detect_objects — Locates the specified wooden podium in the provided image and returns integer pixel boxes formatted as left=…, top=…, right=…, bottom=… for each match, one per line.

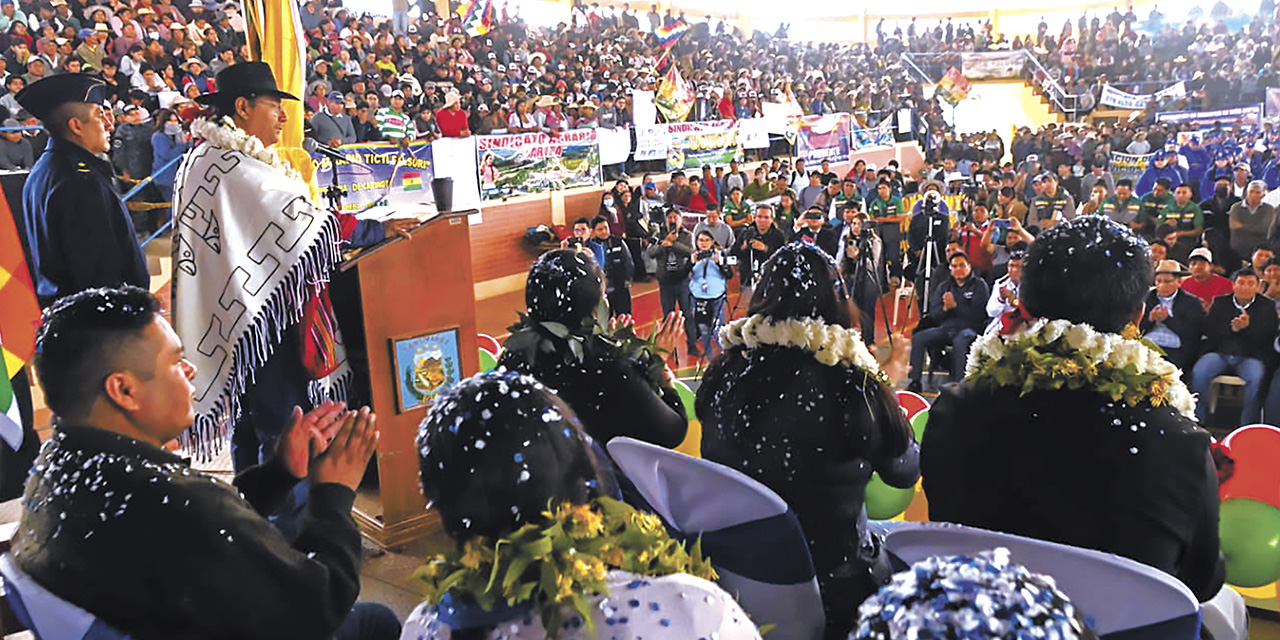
left=338, top=211, right=480, bottom=547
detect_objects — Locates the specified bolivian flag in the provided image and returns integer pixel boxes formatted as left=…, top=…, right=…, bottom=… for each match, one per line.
left=0, top=192, right=36, bottom=450
left=403, top=172, right=422, bottom=191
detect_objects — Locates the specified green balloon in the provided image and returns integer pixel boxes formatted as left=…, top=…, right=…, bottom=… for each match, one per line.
left=478, top=348, right=498, bottom=373
left=673, top=379, right=697, bottom=422
left=865, top=472, right=915, bottom=520
left=911, top=410, right=929, bottom=443
left=1220, top=497, right=1280, bottom=588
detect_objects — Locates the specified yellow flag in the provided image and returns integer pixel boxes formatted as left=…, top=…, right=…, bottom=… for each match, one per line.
left=243, top=0, right=315, bottom=186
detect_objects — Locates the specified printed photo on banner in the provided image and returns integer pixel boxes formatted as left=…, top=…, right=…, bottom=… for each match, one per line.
left=796, top=113, right=852, bottom=164
left=1109, top=151, right=1154, bottom=182
left=851, top=121, right=895, bottom=150
left=475, top=130, right=602, bottom=200
left=312, top=141, right=436, bottom=213
left=664, top=120, right=743, bottom=170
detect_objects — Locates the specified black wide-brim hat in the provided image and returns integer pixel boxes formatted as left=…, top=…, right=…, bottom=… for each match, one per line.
left=16, top=73, right=107, bottom=122
left=195, top=61, right=299, bottom=108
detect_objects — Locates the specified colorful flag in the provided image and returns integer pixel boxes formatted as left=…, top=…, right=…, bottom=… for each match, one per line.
left=935, top=66, right=972, bottom=106
left=243, top=0, right=312, bottom=183
left=0, top=188, right=37, bottom=385
left=655, top=21, right=689, bottom=49
left=456, top=0, right=494, bottom=37
left=655, top=66, right=694, bottom=123
left=403, top=171, right=422, bottom=191
left=0, top=191, right=35, bottom=452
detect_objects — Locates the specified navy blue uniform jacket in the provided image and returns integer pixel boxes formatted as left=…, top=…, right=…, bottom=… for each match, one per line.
left=22, top=136, right=148, bottom=306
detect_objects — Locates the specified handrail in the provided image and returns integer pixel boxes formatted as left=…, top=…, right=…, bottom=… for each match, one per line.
left=1017, top=49, right=1079, bottom=120
left=132, top=154, right=184, bottom=249
left=903, top=49, right=1082, bottom=120
left=900, top=54, right=934, bottom=85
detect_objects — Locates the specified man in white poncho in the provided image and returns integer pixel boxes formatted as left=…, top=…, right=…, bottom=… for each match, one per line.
left=172, top=62, right=412, bottom=537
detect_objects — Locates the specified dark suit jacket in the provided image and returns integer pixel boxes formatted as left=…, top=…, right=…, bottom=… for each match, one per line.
left=1139, top=288, right=1205, bottom=370
left=922, top=384, right=1225, bottom=602
left=1202, top=293, right=1278, bottom=365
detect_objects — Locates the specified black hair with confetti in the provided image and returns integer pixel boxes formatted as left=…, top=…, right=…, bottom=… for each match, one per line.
left=34, top=286, right=161, bottom=421
left=524, top=249, right=605, bottom=328
left=1021, top=216, right=1151, bottom=333
left=748, top=242, right=854, bottom=328
left=416, top=369, right=616, bottom=541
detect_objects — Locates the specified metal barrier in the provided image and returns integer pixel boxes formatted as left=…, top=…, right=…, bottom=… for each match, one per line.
left=133, top=154, right=183, bottom=249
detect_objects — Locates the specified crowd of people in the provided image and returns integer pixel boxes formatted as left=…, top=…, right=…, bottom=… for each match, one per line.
left=877, top=3, right=1280, bottom=115
left=3, top=0, right=1277, bottom=637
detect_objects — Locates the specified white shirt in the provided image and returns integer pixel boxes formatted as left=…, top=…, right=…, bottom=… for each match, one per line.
left=400, top=571, right=761, bottom=640
left=985, top=274, right=1019, bottom=334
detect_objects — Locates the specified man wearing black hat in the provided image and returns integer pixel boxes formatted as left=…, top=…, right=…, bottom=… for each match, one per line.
left=173, top=62, right=415, bottom=535
left=18, top=73, right=149, bottom=307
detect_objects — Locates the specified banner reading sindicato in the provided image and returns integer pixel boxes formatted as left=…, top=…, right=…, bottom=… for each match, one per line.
left=475, top=130, right=602, bottom=200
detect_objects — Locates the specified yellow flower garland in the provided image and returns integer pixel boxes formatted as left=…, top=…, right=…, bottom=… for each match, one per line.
left=412, top=497, right=716, bottom=638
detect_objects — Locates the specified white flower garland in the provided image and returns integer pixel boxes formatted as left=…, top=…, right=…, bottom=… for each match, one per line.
left=190, top=116, right=304, bottom=184
left=965, top=318, right=1197, bottom=419
left=718, top=314, right=888, bottom=383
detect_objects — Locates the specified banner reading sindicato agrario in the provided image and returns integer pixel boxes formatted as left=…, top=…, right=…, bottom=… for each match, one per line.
left=475, top=130, right=602, bottom=200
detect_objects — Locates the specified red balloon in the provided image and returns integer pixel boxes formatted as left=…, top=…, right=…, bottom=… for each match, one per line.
left=477, top=333, right=502, bottom=355
left=896, top=390, right=931, bottom=421
left=1220, top=425, right=1280, bottom=508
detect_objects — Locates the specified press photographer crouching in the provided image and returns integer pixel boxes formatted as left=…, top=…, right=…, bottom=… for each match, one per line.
left=690, top=230, right=735, bottom=359
left=839, top=207, right=883, bottom=347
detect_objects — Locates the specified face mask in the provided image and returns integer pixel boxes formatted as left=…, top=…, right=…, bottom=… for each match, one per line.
left=164, top=122, right=181, bottom=136
left=1217, top=184, right=1229, bottom=197
left=603, top=198, right=614, bottom=207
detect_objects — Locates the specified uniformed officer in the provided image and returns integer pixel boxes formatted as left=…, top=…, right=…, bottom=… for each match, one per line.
left=18, top=73, right=147, bottom=307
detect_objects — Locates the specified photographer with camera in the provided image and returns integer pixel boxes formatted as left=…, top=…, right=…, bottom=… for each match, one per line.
left=797, top=207, right=839, bottom=256
left=907, top=187, right=953, bottom=309
left=560, top=216, right=595, bottom=254
left=646, top=207, right=699, bottom=358
left=839, top=209, right=883, bottom=346
left=734, top=203, right=787, bottom=309
left=689, top=230, right=734, bottom=359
